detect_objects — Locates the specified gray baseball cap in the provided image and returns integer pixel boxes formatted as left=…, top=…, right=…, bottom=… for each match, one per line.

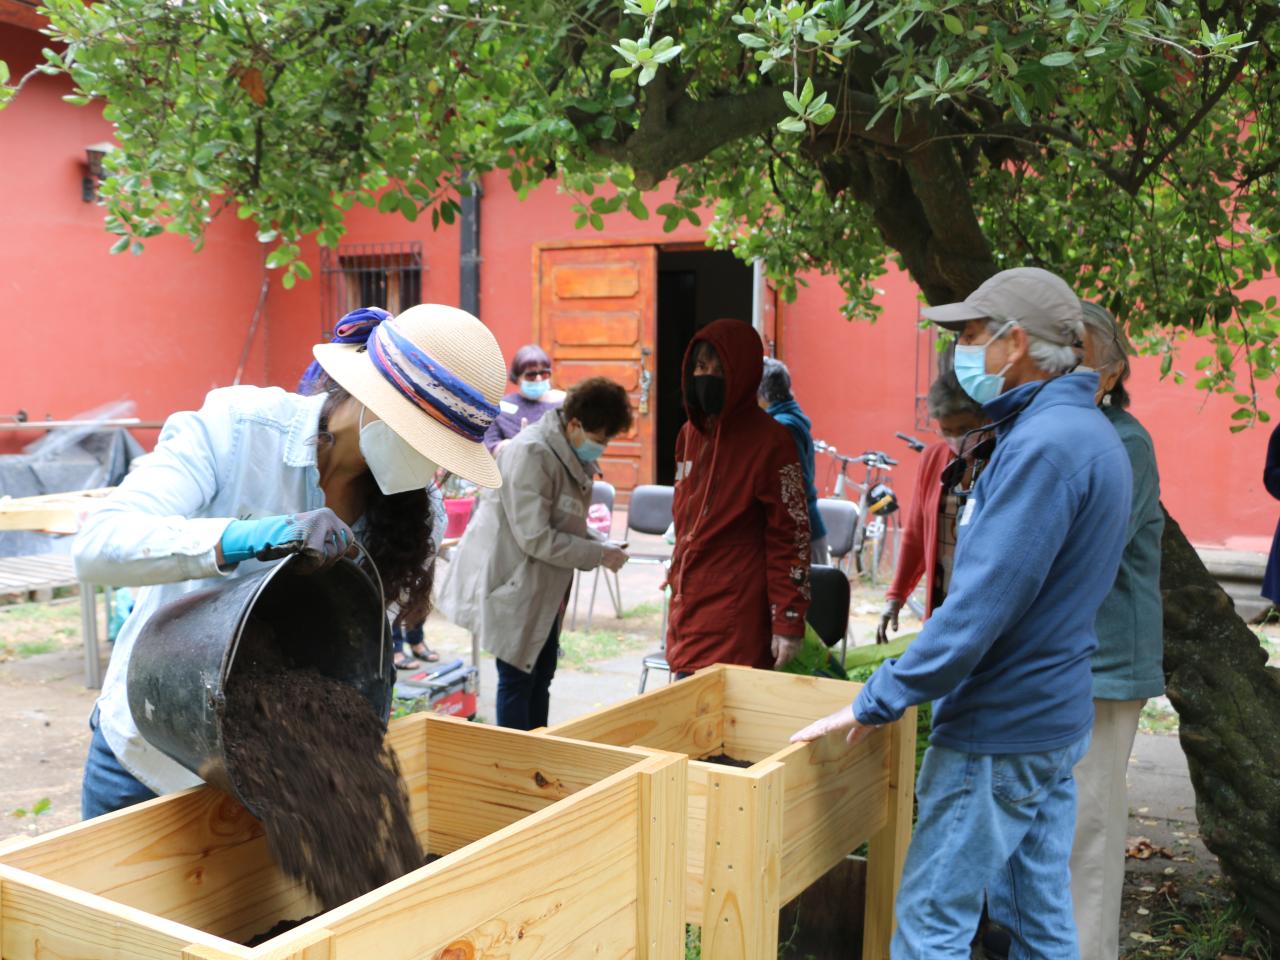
left=922, top=267, right=1085, bottom=348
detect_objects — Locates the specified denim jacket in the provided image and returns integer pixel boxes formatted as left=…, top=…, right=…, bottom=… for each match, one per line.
left=74, top=386, right=329, bottom=794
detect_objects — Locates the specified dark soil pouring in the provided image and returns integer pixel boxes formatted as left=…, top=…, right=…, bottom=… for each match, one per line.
left=221, top=619, right=424, bottom=920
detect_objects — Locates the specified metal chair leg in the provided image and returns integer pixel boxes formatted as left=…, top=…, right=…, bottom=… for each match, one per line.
left=638, top=664, right=649, bottom=695
left=569, top=570, right=582, bottom=630
left=586, top=567, right=602, bottom=630
left=607, top=569, right=623, bottom=618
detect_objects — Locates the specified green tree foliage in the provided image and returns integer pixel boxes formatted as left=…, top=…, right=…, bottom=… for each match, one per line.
left=2, top=1, right=1276, bottom=421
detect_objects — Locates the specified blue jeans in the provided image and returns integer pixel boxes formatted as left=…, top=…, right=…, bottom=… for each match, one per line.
left=81, top=709, right=157, bottom=820
left=494, top=622, right=560, bottom=731
left=891, top=735, right=1091, bottom=959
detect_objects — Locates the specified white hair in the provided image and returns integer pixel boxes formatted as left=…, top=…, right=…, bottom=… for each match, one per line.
left=985, top=317, right=1082, bottom=376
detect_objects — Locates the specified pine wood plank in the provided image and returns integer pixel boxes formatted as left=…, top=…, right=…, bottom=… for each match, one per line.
left=699, top=763, right=783, bottom=960
left=1, top=865, right=245, bottom=960
left=637, top=755, right=687, bottom=959
left=549, top=667, right=725, bottom=757
left=862, top=706, right=917, bottom=960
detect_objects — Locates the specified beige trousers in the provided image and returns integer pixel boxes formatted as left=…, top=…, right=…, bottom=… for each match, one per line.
left=1070, top=698, right=1145, bottom=960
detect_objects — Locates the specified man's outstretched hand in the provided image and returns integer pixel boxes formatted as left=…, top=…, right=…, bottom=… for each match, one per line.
left=791, top=705, right=878, bottom=747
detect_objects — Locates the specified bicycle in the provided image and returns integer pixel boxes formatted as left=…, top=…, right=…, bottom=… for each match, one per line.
left=813, top=441, right=902, bottom=588
left=816, top=434, right=931, bottom=620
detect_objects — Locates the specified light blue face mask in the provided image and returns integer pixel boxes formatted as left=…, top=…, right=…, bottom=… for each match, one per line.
left=573, top=437, right=606, bottom=463
left=953, top=320, right=1016, bottom=404
left=519, top=378, right=550, bottom=401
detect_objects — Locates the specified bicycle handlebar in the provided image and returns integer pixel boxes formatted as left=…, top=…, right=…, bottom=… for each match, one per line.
left=895, top=432, right=926, bottom=453
left=815, top=440, right=897, bottom=468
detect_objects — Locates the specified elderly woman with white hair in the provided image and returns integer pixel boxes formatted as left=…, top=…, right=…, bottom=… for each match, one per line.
left=1069, top=301, right=1165, bottom=960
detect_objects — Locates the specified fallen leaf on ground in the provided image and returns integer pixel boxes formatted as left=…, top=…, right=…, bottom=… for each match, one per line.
left=1127, top=836, right=1175, bottom=860
left=1129, top=932, right=1155, bottom=943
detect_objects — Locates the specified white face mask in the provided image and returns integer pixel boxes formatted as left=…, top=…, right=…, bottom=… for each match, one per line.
left=358, top=406, right=438, bottom=496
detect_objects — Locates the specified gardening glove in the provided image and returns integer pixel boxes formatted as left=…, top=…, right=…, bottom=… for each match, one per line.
left=876, top=599, right=903, bottom=645
left=220, top=508, right=354, bottom=573
left=771, top=634, right=802, bottom=670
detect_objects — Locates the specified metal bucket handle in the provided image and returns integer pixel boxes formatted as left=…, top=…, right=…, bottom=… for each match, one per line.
left=220, top=543, right=388, bottom=685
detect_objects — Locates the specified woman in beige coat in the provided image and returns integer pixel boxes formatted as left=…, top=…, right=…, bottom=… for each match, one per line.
left=438, top=377, right=632, bottom=729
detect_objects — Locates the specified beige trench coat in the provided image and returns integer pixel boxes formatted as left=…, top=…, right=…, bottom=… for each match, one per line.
left=437, top=411, right=606, bottom=672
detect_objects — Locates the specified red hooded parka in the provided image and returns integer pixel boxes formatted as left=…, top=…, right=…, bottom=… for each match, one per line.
left=665, top=320, right=812, bottom=674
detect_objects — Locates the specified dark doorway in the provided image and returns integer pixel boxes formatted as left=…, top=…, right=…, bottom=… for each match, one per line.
left=655, top=250, right=754, bottom=485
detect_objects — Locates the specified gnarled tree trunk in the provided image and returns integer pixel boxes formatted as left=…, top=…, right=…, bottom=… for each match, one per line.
left=1161, top=509, right=1280, bottom=930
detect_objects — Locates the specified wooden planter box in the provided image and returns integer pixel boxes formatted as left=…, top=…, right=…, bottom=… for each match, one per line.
left=547, top=665, right=916, bottom=960
left=0, top=714, right=686, bottom=960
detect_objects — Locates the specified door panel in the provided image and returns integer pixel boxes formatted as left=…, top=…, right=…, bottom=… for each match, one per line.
left=537, top=245, right=658, bottom=501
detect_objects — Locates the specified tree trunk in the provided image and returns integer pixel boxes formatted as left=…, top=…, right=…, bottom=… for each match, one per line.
left=1161, top=509, right=1280, bottom=931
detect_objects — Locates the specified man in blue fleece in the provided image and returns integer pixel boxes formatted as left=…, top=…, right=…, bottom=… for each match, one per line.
left=793, top=267, right=1133, bottom=958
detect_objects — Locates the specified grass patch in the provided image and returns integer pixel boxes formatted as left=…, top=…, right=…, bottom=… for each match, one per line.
left=1140, top=697, right=1180, bottom=736
left=11, top=639, right=59, bottom=657
left=558, top=628, right=649, bottom=672
left=1128, top=894, right=1272, bottom=959
left=621, top=600, right=662, bottom=620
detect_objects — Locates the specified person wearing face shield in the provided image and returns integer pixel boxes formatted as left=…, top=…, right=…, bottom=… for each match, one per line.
left=792, top=268, right=1133, bottom=959
left=876, top=370, right=989, bottom=644
left=437, top=377, right=632, bottom=730
left=665, top=319, right=811, bottom=679
left=74, top=304, right=507, bottom=818
left=1056, top=301, right=1164, bottom=960
left=483, top=344, right=566, bottom=456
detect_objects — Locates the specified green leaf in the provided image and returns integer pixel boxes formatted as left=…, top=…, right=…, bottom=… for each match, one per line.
left=799, top=77, right=815, bottom=109
left=626, top=192, right=650, bottom=220
left=738, top=33, right=768, bottom=49
left=1195, top=355, right=1214, bottom=370
left=783, top=90, right=802, bottom=113
left=943, top=14, right=963, bottom=35
left=1230, top=408, right=1251, bottom=420
left=777, top=116, right=808, bottom=133
left=109, top=236, right=129, bottom=255
left=810, top=103, right=836, bottom=125
left=31, top=797, right=51, bottom=816
left=638, top=65, right=657, bottom=86
left=282, top=271, right=296, bottom=290
left=610, top=66, right=635, bottom=79
left=1040, top=52, right=1077, bottom=68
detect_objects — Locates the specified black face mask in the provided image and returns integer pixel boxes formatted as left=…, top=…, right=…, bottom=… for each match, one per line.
left=692, top=375, right=726, bottom=416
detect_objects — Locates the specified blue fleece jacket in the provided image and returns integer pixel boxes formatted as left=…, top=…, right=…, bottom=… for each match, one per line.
left=854, top=373, right=1132, bottom=754
left=766, top=399, right=827, bottom=541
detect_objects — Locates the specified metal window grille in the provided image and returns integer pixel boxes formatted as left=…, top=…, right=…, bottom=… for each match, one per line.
left=319, top=242, right=425, bottom=339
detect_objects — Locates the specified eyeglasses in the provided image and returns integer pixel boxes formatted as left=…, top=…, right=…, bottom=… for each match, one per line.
left=520, top=368, right=552, bottom=381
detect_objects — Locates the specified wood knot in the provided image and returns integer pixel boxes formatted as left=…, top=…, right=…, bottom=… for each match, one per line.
left=533, top=771, right=550, bottom=788
left=436, top=940, right=474, bottom=960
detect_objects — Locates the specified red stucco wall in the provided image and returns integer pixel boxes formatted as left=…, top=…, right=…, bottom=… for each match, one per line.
left=0, top=24, right=267, bottom=454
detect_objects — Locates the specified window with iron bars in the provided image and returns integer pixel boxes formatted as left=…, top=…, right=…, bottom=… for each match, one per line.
left=319, top=242, right=425, bottom=338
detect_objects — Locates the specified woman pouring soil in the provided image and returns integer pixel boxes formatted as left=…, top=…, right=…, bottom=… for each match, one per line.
left=74, top=303, right=506, bottom=818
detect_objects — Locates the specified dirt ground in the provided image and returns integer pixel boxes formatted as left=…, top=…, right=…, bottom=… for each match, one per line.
left=0, top=589, right=1273, bottom=957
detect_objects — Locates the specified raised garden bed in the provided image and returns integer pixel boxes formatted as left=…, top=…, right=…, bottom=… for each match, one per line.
left=547, top=664, right=916, bottom=960
left=0, top=713, right=686, bottom=959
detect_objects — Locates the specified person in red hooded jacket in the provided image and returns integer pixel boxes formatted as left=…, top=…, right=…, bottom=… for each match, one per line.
left=665, top=319, right=811, bottom=676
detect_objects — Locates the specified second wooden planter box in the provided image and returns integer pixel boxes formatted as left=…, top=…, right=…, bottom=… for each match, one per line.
left=548, top=664, right=916, bottom=960
left=0, top=713, right=686, bottom=960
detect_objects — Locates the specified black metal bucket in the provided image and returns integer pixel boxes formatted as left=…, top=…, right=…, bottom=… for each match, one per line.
left=126, top=554, right=391, bottom=808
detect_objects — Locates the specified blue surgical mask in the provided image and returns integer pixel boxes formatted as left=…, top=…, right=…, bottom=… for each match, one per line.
left=574, top=438, right=606, bottom=463
left=519, top=379, right=550, bottom=401
left=953, top=321, right=1015, bottom=404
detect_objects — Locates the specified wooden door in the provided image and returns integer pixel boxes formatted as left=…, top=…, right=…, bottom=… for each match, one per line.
left=535, top=245, right=657, bottom=499
left=759, top=271, right=780, bottom=357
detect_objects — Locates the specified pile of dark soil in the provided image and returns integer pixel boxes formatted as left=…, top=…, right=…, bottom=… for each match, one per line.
left=701, top=752, right=754, bottom=769
left=221, top=621, right=424, bottom=912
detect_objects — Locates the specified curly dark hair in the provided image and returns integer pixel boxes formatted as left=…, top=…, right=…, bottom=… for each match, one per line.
left=561, top=377, right=634, bottom=436
left=314, top=378, right=436, bottom=628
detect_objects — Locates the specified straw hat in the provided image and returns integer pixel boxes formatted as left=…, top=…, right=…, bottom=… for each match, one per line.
left=313, top=303, right=505, bottom=489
